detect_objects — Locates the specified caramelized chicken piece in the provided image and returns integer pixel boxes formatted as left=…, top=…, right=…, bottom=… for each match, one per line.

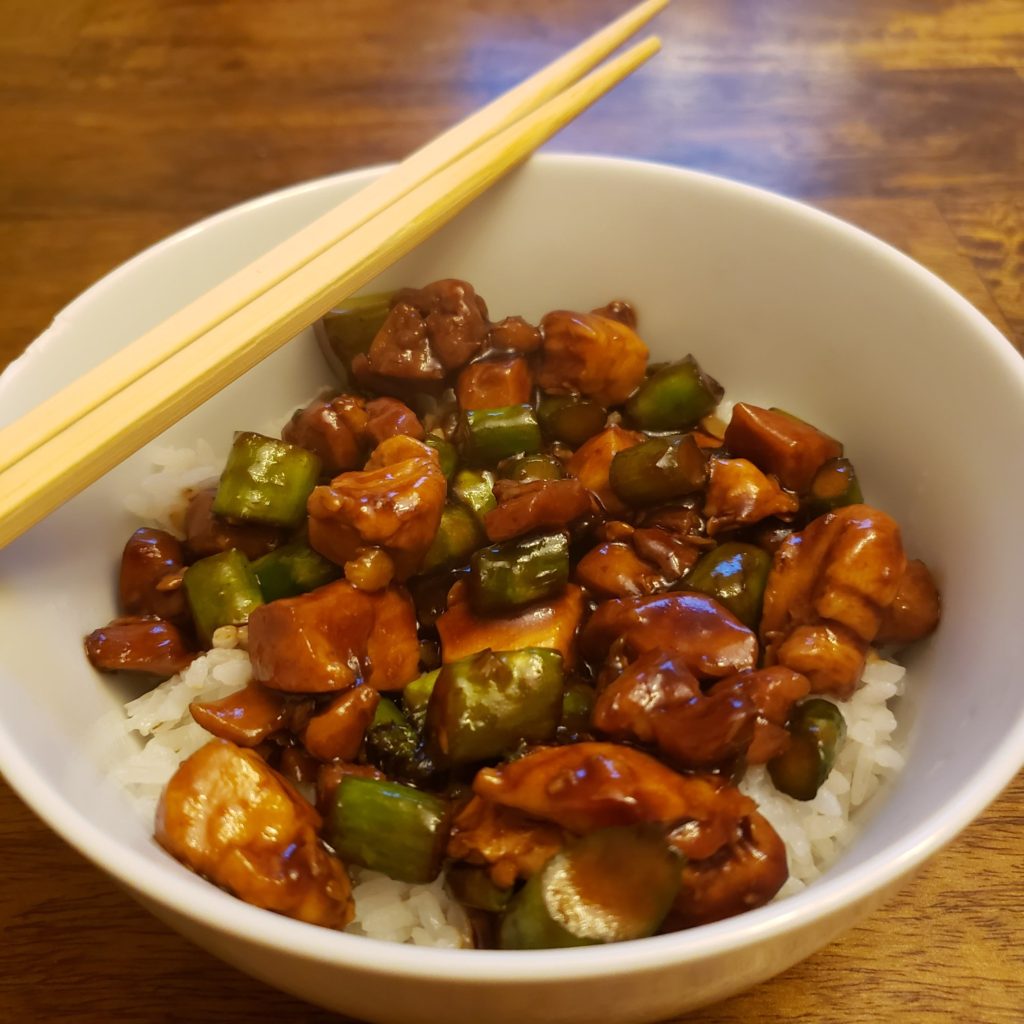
left=183, top=487, right=285, bottom=561
left=119, top=527, right=188, bottom=623
left=703, top=457, right=799, bottom=536
left=724, top=403, right=843, bottom=494
left=447, top=795, right=567, bottom=887
left=876, top=558, right=941, bottom=647
left=282, top=394, right=368, bottom=475
left=575, top=540, right=668, bottom=598
left=538, top=310, right=649, bottom=406
left=279, top=744, right=319, bottom=787
left=367, top=279, right=489, bottom=380
left=456, top=355, right=534, bottom=411
left=156, top=739, right=353, bottom=928
left=302, top=685, right=380, bottom=762
left=487, top=315, right=543, bottom=353
left=591, top=299, right=637, bottom=329
left=483, top=478, right=596, bottom=543
left=666, top=810, right=788, bottom=929
left=307, top=435, right=446, bottom=580
left=581, top=592, right=758, bottom=683
left=85, top=616, right=195, bottom=677
left=738, top=666, right=812, bottom=763
left=474, top=743, right=753, bottom=862
left=363, top=397, right=425, bottom=447
left=774, top=623, right=867, bottom=699
left=761, top=504, right=907, bottom=651
left=248, top=580, right=419, bottom=693
left=189, top=682, right=290, bottom=747
left=565, top=425, right=645, bottom=515
left=437, top=580, right=585, bottom=668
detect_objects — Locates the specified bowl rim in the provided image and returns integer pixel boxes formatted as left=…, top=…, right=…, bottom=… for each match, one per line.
left=1, top=152, right=1023, bottom=982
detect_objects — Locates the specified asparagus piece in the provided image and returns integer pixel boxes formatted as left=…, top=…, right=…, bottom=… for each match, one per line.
left=252, top=538, right=342, bottom=602
left=426, top=647, right=564, bottom=765
left=624, top=355, right=723, bottom=431
left=685, top=542, right=772, bottom=630
left=328, top=776, right=450, bottom=884
left=537, top=395, right=607, bottom=447
left=183, top=549, right=264, bottom=644
left=499, top=825, right=681, bottom=949
left=608, top=434, right=707, bottom=506
left=768, top=698, right=847, bottom=801
left=456, top=405, right=542, bottom=467
left=469, top=531, right=569, bottom=615
left=213, top=431, right=320, bottom=528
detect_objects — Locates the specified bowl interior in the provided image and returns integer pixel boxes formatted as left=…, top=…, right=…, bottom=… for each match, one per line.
left=1, top=155, right=1023, bottom=978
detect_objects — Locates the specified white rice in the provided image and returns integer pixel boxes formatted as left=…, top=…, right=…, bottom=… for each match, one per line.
left=110, top=444, right=909, bottom=946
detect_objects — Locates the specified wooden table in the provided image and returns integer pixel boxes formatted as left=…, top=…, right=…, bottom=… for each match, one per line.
left=1, top=2, right=1021, bottom=1020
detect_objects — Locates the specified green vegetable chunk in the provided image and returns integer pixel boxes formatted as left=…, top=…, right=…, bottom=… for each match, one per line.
left=608, top=434, right=707, bottom=506
left=806, top=457, right=863, bottom=516
left=685, top=542, right=772, bottom=629
left=184, top=549, right=264, bottom=644
left=371, top=696, right=408, bottom=729
left=451, top=468, right=497, bottom=522
left=402, top=669, right=441, bottom=722
left=213, top=432, right=320, bottom=528
left=537, top=395, right=607, bottom=446
left=456, top=405, right=542, bottom=467
left=560, top=680, right=596, bottom=737
left=768, top=698, right=847, bottom=801
left=317, top=292, right=394, bottom=382
left=447, top=864, right=513, bottom=913
left=624, top=355, right=724, bottom=431
left=424, top=435, right=458, bottom=479
left=421, top=504, right=486, bottom=574
left=497, top=452, right=565, bottom=483
left=328, top=776, right=450, bottom=884
left=499, top=825, right=681, bottom=949
left=252, top=538, right=342, bottom=602
left=469, top=531, right=569, bottom=614
left=426, top=648, right=564, bottom=765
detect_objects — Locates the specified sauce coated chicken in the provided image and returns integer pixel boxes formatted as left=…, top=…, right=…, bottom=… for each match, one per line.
left=87, top=279, right=940, bottom=947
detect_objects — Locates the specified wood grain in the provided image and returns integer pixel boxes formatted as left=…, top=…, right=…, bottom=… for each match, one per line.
left=0, top=1, right=1021, bottom=1021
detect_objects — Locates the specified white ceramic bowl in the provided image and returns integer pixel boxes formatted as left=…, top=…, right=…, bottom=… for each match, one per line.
left=1, top=155, right=1022, bottom=1024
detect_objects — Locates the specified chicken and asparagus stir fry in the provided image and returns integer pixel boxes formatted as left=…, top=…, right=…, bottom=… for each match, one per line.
left=86, top=279, right=940, bottom=948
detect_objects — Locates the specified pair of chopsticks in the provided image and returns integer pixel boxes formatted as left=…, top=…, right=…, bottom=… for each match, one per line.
left=0, top=0, right=666, bottom=552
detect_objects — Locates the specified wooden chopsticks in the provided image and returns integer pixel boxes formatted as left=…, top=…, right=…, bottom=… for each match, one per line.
left=0, top=7, right=664, bottom=551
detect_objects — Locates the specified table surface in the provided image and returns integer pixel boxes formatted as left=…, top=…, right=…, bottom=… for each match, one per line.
left=1, top=1, right=1022, bottom=1021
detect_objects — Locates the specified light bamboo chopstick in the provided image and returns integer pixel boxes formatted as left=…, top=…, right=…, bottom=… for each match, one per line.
left=0, top=0, right=667, bottom=479
left=0, top=36, right=661, bottom=550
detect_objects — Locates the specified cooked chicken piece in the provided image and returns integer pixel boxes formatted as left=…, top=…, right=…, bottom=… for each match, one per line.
left=447, top=795, right=567, bottom=888
left=118, top=527, right=188, bottom=623
left=85, top=616, right=195, bottom=677
left=737, top=666, right=812, bottom=763
left=774, top=622, right=867, bottom=699
left=591, top=299, right=637, bottom=329
left=630, top=525, right=704, bottom=579
left=184, top=487, right=285, bottom=561
left=456, top=355, right=534, bottom=411
left=483, top=478, right=596, bottom=543
left=565, top=425, right=645, bottom=515
left=667, top=810, right=788, bottom=929
left=307, top=435, right=446, bottom=580
left=474, top=743, right=754, bottom=862
left=189, top=682, right=290, bottom=747
left=538, top=310, right=649, bottom=406
left=363, top=397, right=425, bottom=447
left=437, top=580, right=585, bottom=669
left=724, top=403, right=843, bottom=493
left=156, top=739, right=353, bottom=928
left=760, top=504, right=907, bottom=698
left=367, top=279, right=489, bottom=379
left=302, top=685, right=380, bottom=762
left=247, top=580, right=419, bottom=693
left=703, top=457, right=799, bottom=536
left=876, top=558, right=941, bottom=647
left=487, top=315, right=543, bottom=353
left=575, top=540, right=668, bottom=598
left=282, top=394, right=368, bottom=475
left=581, top=592, right=758, bottom=683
